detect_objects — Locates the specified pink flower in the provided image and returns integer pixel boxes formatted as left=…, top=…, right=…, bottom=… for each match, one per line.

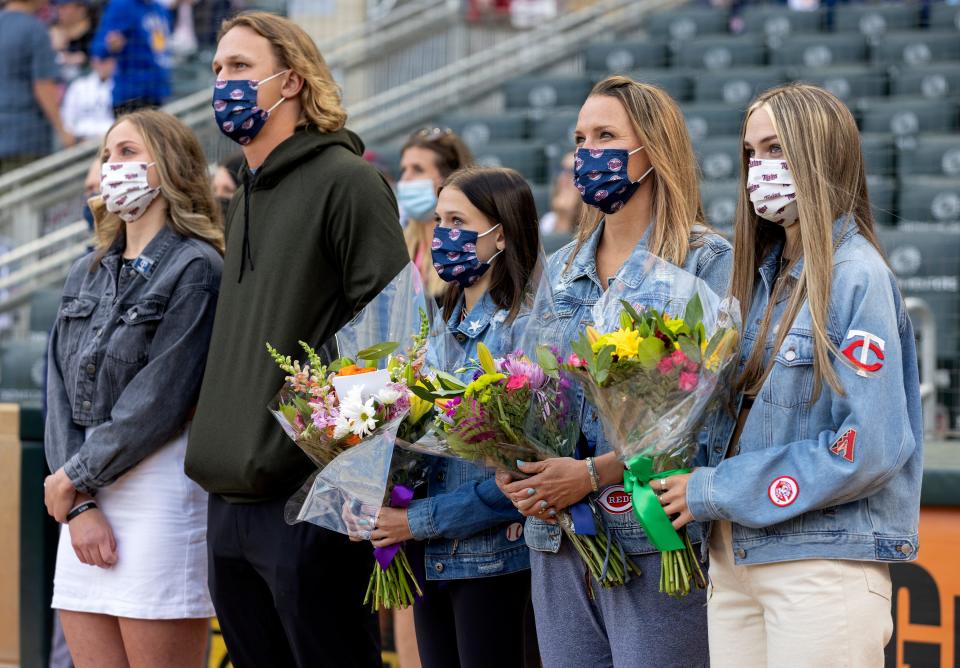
left=684, top=359, right=699, bottom=373
left=670, top=349, right=689, bottom=368
left=656, top=356, right=674, bottom=375
left=506, top=375, right=530, bottom=392
left=678, top=371, right=698, bottom=392
left=566, top=353, right=587, bottom=368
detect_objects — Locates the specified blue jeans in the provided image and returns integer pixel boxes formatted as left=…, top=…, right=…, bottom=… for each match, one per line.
left=530, top=540, right=708, bottom=668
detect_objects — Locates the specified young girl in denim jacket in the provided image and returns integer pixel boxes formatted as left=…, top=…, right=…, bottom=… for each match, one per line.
left=369, top=166, right=541, bottom=668
left=660, top=84, right=923, bottom=667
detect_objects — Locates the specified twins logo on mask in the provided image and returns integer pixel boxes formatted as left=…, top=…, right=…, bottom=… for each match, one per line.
left=747, top=158, right=799, bottom=226
left=100, top=162, right=160, bottom=223
left=573, top=146, right=653, bottom=215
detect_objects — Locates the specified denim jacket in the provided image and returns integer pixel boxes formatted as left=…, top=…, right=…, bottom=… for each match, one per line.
left=407, top=291, right=531, bottom=580
left=45, top=226, right=222, bottom=495
left=688, top=218, right=923, bottom=565
left=525, top=221, right=733, bottom=555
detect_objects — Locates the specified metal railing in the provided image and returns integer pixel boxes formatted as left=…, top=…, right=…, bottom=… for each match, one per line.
left=906, top=297, right=939, bottom=437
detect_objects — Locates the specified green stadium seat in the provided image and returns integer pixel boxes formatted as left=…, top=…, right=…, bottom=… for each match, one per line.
left=529, top=182, right=552, bottom=219
left=436, top=112, right=528, bottom=145
left=672, top=35, right=766, bottom=71
left=695, top=135, right=742, bottom=182
left=503, top=76, right=593, bottom=110
left=789, top=65, right=888, bottom=102
left=29, top=288, right=61, bottom=334
left=693, top=67, right=786, bottom=104
left=739, top=6, right=823, bottom=41
left=929, top=3, right=960, bottom=32
left=529, top=110, right=579, bottom=146
left=700, top=180, right=740, bottom=232
left=860, top=133, right=896, bottom=177
left=472, top=142, right=547, bottom=182
left=646, top=7, right=729, bottom=41
left=890, top=63, right=960, bottom=100
left=625, top=71, right=694, bottom=102
left=871, top=31, right=960, bottom=66
left=833, top=4, right=920, bottom=39
left=771, top=34, right=869, bottom=67
left=682, top=103, right=746, bottom=142
left=0, top=338, right=46, bottom=406
left=898, top=134, right=960, bottom=178
left=897, top=176, right=960, bottom=223
left=867, top=175, right=896, bottom=225
left=858, top=98, right=959, bottom=136
left=584, top=41, right=669, bottom=74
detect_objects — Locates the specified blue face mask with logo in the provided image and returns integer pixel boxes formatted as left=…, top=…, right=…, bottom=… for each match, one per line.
left=431, top=224, right=503, bottom=288
left=397, top=179, right=437, bottom=221
left=573, top=146, right=654, bottom=215
left=212, top=69, right=289, bottom=146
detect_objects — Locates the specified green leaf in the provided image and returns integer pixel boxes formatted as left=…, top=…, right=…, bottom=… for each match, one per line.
left=695, top=322, right=707, bottom=347
left=279, top=403, right=299, bottom=426
left=619, top=300, right=643, bottom=326
left=651, top=310, right=677, bottom=343
left=536, top=345, right=560, bottom=374
left=328, top=357, right=354, bottom=374
left=357, top=341, right=400, bottom=361
left=409, top=384, right=440, bottom=403
left=678, top=336, right=702, bottom=365
left=571, top=335, right=594, bottom=365
left=634, top=336, right=666, bottom=369
left=292, top=396, right=314, bottom=419
left=619, top=310, right=632, bottom=331
left=683, top=293, right=704, bottom=333
left=592, top=344, right=614, bottom=384
left=435, top=370, right=468, bottom=392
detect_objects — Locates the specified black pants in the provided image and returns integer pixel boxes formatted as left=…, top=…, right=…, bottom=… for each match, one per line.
left=207, top=494, right=381, bottom=668
left=412, top=564, right=537, bottom=668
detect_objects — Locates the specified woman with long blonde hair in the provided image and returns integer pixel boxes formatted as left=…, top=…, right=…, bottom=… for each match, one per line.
left=659, top=84, right=922, bottom=666
left=43, top=109, right=223, bottom=668
left=498, top=75, right=731, bottom=666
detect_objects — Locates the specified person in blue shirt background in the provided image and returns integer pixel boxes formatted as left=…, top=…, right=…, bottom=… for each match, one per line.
left=91, top=0, right=171, bottom=115
left=369, top=166, right=541, bottom=668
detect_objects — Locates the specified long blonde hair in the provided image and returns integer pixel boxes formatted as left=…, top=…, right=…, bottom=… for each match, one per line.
left=219, top=12, right=347, bottom=133
left=567, top=76, right=707, bottom=269
left=91, top=110, right=225, bottom=259
left=733, top=83, right=884, bottom=400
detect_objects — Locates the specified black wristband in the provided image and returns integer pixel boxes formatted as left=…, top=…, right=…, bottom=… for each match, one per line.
left=66, top=501, right=98, bottom=522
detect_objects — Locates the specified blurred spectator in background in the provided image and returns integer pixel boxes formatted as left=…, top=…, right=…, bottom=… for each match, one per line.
left=61, top=55, right=114, bottom=141
left=81, top=155, right=100, bottom=233
left=0, top=0, right=76, bottom=175
left=92, top=0, right=171, bottom=115
left=192, top=0, right=233, bottom=49
left=49, top=0, right=97, bottom=81
left=211, top=151, right=244, bottom=219
left=398, top=127, right=473, bottom=299
left=539, top=150, right=579, bottom=236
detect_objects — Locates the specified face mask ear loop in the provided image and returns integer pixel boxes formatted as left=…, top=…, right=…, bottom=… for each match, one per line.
left=632, top=165, right=655, bottom=185
left=265, top=96, right=286, bottom=115
left=476, top=223, right=502, bottom=239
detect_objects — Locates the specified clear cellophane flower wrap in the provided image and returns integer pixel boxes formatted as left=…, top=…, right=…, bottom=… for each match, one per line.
left=560, top=249, right=741, bottom=598
left=266, top=262, right=439, bottom=610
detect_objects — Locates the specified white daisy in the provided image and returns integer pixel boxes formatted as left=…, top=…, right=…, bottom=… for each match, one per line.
left=339, top=386, right=377, bottom=437
left=376, top=387, right=402, bottom=405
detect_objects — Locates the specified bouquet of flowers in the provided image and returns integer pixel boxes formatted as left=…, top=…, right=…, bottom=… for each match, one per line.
left=558, top=251, right=741, bottom=598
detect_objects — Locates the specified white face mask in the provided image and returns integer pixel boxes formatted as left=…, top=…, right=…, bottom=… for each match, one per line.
left=100, top=161, right=161, bottom=223
left=747, top=158, right=799, bottom=227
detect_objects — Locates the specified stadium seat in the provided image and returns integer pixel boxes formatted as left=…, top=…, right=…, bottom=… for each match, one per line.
left=739, top=6, right=823, bottom=41
left=584, top=41, right=669, bottom=74
left=28, top=288, right=61, bottom=334
left=695, top=136, right=742, bottom=182
left=833, top=4, right=920, bottom=40
left=771, top=34, right=869, bottom=67
left=860, top=133, right=896, bottom=177
left=671, top=35, right=766, bottom=71
left=858, top=98, right=959, bottom=136
left=472, top=142, right=547, bottom=183
left=0, top=338, right=47, bottom=406
left=503, top=76, right=593, bottom=110
left=529, top=110, right=579, bottom=146
left=700, top=180, right=740, bottom=232
left=542, top=232, right=575, bottom=256
left=897, top=177, right=960, bottom=223
left=898, top=135, right=960, bottom=178
left=646, top=7, right=729, bottom=41
left=929, top=3, right=960, bottom=32
left=789, top=65, right=887, bottom=102
left=437, top=112, right=528, bottom=145
left=693, top=67, right=787, bottom=105
left=871, top=31, right=960, bottom=66
left=867, top=175, right=897, bottom=225
left=625, top=71, right=694, bottom=102
left=682, top=103, right=746, bottom=142
left=890, top=63, right=960, bottom=100
left=529, top=182, right=552, bottom=219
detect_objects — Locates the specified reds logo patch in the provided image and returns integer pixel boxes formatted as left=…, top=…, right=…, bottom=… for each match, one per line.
left=830, top=428, right=857, bottom=462
left=768, top=476, right=799, bottom=507
left=842, top=330, right=886, bottom=377
left=597, top=484, right=632, bottom=514
left=506, top=522, right=523, bottom=541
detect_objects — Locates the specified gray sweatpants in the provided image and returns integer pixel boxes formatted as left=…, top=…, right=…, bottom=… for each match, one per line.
left=530, top=540, right=708, bottom=668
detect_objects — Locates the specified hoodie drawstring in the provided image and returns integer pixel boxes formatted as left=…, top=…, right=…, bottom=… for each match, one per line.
left=239, top=169, right=256, bottom=283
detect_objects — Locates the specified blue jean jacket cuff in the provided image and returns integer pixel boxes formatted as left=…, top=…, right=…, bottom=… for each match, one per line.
left=406, top=497, right=439, bottom=541
left=63, top=455, right=97, bottom=496
left=687, top=467, right=719, bottom=521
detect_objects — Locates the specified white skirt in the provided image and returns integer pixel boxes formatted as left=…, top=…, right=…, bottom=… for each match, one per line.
left=52, top=425, right=214, bottom=619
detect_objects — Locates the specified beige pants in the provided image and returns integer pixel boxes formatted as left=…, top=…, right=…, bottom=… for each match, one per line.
left=707, top=521, right=893, bottom=668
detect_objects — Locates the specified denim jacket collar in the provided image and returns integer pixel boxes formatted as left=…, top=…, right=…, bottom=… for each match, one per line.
left=447, top=291, right=501, bottom=341
left=562, top=218, right=654, bottom=289
left=101, top=225, right=182, bottom=281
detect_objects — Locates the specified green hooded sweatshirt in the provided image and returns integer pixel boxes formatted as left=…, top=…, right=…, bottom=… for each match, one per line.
left=185, top=126, right=408, bottom=502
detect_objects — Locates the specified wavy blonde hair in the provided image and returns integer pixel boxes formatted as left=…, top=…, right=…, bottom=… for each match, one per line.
left=732, top=84, right=884, bottom=400
left=91, top=110, right=224, bottom=260
left=567, top=76, right=708, bottom=270
left=219, top=12, right=347, bottom=133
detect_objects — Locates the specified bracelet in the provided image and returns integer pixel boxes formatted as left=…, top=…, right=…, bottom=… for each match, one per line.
left=66, top=501, right=98, bottom=522
left=585, top=457, right=600, bottom=493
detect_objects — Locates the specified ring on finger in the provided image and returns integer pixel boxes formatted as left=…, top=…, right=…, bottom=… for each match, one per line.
left=539, top=500, right=549, bottom=511
left=659, top=479, right=667, bottom=492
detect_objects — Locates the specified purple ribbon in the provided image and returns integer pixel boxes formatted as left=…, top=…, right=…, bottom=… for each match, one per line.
left=373, top=484, right=414, bottom=570
left=569, top=501, right=596, bottom=536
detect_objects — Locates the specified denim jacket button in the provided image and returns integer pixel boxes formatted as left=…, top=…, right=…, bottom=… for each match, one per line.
left=434, top=562, right=444, bottom=573
left=95, top=328, right=103, bottom=338
left=735, top=547, right=746, bottom=558
left=86, top=364, right=96, bottom=375
left=784, top=349, right=797, bottom=362
left=128, top=311, right=139, bottom=321
left=81, top=400, right=91, bottom=410
left=455, top=333, right=466, bottom=343
left=899, top=543, right=914, bottom=555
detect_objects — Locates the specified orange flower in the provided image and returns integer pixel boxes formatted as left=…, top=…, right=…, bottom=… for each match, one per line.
left=337, top=364, right=377, bottom=377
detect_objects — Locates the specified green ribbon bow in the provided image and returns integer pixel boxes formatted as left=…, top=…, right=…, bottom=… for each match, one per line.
left=623, top=455, right=690, bottom=552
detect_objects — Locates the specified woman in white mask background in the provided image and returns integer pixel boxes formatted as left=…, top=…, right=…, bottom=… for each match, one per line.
left=397, top=126, right=474, bottom=299
left=43, top=109, right=224, bottom=668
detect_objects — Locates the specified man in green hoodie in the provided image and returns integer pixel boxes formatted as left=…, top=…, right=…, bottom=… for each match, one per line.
left=185, top=12, right=408, bottom=667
